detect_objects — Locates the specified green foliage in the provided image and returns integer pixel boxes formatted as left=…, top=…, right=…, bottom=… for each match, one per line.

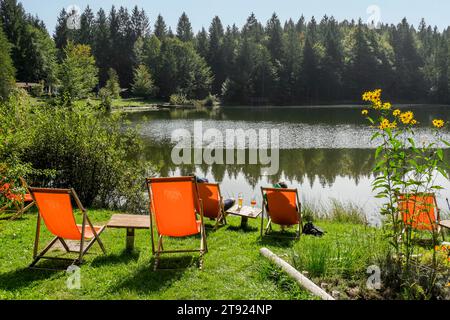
left=363, top=89, right=450, bottom=299
left=169, top=93, right=190, bottom=106
left=0, top=26, right=15, bottom=100
left=24, top=25, right=58, bottom=87
left=176, top=12, right=194, bottom=42
left=0, top=92, right=149, bottom=213
left=98, top=87, right=112, bottom=113
left=3, top=2, right=450, bottom=104
left=104, top=68, right=121, bottom=99
left=131, top=64, right=156, bottom=98
left=291, top=223, right=387, bottom=279
left=57, top=42, right=99, bottom=100
left=155, top=38, right=213, bottom=99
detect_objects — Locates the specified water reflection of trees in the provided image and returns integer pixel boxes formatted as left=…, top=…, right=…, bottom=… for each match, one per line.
left=144, top=145, right=377, bottom=187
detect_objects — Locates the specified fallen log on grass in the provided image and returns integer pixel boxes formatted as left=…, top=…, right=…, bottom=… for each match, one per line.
left=260, top=247, right=335, bottom=300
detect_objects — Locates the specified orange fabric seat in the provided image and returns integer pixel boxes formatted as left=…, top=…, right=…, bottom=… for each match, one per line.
left=76, top=225, right=105, bottom=239
left=29, top=187, right=106, bottom=268
left=265, top=189, right=300, bottom=226
left=146, top=177, right=208, bottom=270
left=398, top=194, right=440, bottom=231
left=261, top=187, right=302, bottom=239
left=196, top=183, right=227, bottom=229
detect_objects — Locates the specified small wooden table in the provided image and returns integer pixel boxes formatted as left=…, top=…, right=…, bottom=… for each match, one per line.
left=226, top=205, right=262, bottom=228
left=107, top=214, right=151, bottom=251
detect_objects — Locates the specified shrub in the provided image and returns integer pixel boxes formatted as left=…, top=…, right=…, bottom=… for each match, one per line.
left=30, top=81, right=44, bottom=97
left=98, top=87, right=112, bottom=113
left=201, top=94, right=219, bottom=107
left=1, top=93, right=151, bottom=213
left=169, top=93, right=191, bottom=105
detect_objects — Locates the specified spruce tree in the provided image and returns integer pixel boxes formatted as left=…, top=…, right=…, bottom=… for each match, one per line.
left=176, top=12, right=194, bottom=42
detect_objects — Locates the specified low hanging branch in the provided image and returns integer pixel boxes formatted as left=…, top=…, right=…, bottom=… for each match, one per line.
left=260, top=248, right=335, bottom=300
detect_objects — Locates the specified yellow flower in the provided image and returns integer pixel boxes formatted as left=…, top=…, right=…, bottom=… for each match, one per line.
left=378, top=118, right=395, bottom=130
left=432, top=119, right=445, bottom=128
left=411, top=119, right=417, bottom=125
left=382, top=102, right=392, bottom=110
left=399, top=111, right=414, bottom=125
left=373, top=100, right=382, bottom=110
left=362, top=92, right=371, bottom=101
left=362, top=89, right=382, bottom=104
left=362, top=109, right=368, bottom=116
left=393, top=109, right=401, bottom=117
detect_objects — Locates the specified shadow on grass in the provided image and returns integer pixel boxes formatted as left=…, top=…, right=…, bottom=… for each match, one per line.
left=90, top=250, right=140, bottom=267
left=110, top=256, right=195, bottom=294
left=0, top=262, right=61, bottom=291
left=225, top=225, right=259, bottom=233
left=257, top=234, right=299, bottom=248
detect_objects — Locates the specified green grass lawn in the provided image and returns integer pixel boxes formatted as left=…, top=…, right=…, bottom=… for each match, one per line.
left=0, top=210, right=320, bottom=300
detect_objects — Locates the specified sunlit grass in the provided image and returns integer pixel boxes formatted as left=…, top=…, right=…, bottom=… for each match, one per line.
left=0, top=209, right=314, bottom=300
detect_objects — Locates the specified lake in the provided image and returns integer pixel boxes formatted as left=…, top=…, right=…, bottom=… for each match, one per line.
left=126, top=105, right=450, bottom=225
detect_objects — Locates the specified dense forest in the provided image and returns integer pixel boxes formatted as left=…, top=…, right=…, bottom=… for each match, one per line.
left=1, top=0, right=450, bottom=105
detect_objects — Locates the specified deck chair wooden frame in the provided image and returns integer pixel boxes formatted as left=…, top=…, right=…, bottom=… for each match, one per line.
left=0, top=177, right=35, bottom=220
left=261, top=187, right=302, bottom=240
left=146, top=177, right=208, bottom=270
left=29, top=188, right=106, bottom=270
left=197, top=182, right=227, bottom=230
left=397, top=193, right=446, bottom=241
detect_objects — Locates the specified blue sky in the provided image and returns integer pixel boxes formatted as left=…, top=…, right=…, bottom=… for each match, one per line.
left=21, top=0, right=450, bottom=34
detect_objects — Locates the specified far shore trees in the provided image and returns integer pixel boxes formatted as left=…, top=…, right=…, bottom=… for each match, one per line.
left=1, top=1, right=450, bottom=104
left=58, top=42, right=98, bottom=100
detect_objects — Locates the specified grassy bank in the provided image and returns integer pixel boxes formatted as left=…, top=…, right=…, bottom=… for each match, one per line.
left=0, top=210, right=317, bottom=300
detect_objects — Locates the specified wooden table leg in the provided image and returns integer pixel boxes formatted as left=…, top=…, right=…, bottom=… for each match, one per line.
left=126, top=228, right=135, bottom=251
left=241, top=217, right=249, bottom=228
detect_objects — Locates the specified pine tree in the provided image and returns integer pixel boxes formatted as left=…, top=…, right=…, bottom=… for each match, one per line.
left=266, top=13, right=283, bottom=62
left=54, top=8, right=72, bottom=52
left=242, top=13, right=263, bottom=42
left=195, top=27, right=209, bottom=59
left=93, top=8, right=110, bottom=85
left=391, top=18, right=425, bottom=100
left=130, top=6, right=149, bottom=42
left=320, top=16, right=343, bottom=100
left=154, top=14, right=167, bottom=40
left=0, top=25, right=15, bottom=99
left=208, top=16, right=226, bottom=94
left=132, top=64, right=155, bottom=97
left=176, top=12, right=194, bottom=42
left=78, top=6, right=95, bottom=46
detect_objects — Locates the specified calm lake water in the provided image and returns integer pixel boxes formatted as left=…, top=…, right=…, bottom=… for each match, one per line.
left=126, top=105, right=450, bottom=225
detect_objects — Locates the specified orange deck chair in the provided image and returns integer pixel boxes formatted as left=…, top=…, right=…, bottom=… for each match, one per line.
left=0, top=178, right=35, bottom=220
left=261, top=187, right=303, bottom=239
left=397, top=193, right=447, bottom=240
left=146, top=177, right=207, bottom=270
left=196, top=183, right=227, bottom=229
left=29, top=188, right=106, bottom=269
